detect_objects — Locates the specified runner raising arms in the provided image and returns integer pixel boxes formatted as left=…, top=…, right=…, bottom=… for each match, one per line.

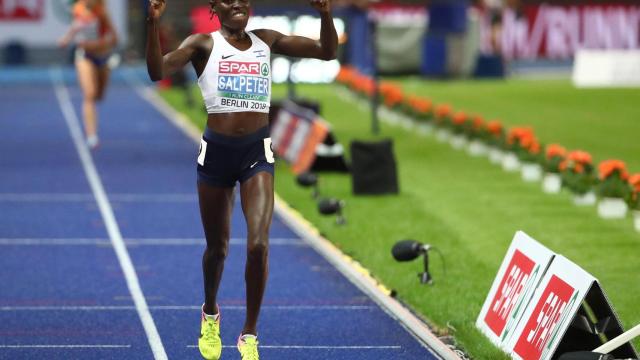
left=145, top=0, right=337, bottom=359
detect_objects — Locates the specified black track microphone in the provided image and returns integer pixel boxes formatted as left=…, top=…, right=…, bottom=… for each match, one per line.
left=318, top=198, right=342, bottom=215
left=392, top=240, right=427, bottom=262
left=296, top=172, right=318, bottom=187
left=296, top=172, right=319, bottom=199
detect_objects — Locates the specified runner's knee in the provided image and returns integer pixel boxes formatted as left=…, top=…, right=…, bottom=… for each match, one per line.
left=247, top=238, right=268, bottom=262
left=84, top=90, right=98, bottom=102
left=204, top=243, right=228, bottom=261
left=203, top=231, right=229, bottom=260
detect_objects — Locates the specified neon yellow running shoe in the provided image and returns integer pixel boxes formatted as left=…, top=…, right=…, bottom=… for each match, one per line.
left=237, top=334, right=259, bottom=360
left=198, top=309, right=221, bottom=360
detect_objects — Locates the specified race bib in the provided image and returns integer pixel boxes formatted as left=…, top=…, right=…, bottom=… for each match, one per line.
left=217, top=61, right=270, bottom=111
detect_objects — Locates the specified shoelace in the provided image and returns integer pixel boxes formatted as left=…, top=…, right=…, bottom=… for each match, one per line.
left=240, top=339, right=259, bottom=360
left=203, top=320, right=219, bottom=343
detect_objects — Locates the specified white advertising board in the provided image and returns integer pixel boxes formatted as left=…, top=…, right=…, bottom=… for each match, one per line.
left=0, top=0, right=127, bottom=47
left=573, top=49, right=640, bottom=88
left=476, top=231, right=555, bottom=351
left=507, top=255, right=596, bottom=360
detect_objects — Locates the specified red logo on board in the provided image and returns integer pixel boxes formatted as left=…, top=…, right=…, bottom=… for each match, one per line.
left=0, top=0, right=43, bottom=20
left=484, top=249, right=535, bottom=336
left=219, top=61, right=260, bottom=75
left=513, top=275, right=575, bottom=360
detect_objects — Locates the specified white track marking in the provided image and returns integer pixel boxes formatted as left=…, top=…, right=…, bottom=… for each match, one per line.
left=0, top=238, right=110, bottom=245
left=125, top=238, right=308, bottom=246
left=125, top=238, right=304, bottom=246
left=0, top=345, right=131, bottom=349
left=0, top=193, right=196, bottom=202
left=0, top=193, right=93, bottom=201
left=109, top=193, right=196, bottom=202
left=187, top=345, right=403, bottom=349
left=0, top=238, right=305, bottom=246
left=51, top=69, right=167, bottom=360
left=0, top=305, right=374, bottom=311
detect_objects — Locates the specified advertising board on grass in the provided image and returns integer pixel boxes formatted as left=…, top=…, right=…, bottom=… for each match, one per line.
left=508, top=255, right=593, bottom=360
left=507, top=255, right=638, bottom=360
left=476, top=231, right=555, bottom=351
left=479, top=234, right=639, bottom=360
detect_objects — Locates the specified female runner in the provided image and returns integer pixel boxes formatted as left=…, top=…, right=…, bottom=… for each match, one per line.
left=145, top=0, right=337, bottom=359
left=59, top=0, right=117, bottom=149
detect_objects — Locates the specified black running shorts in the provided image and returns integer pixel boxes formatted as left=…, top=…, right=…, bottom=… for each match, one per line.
left=197, top=126, right=275, bottom=187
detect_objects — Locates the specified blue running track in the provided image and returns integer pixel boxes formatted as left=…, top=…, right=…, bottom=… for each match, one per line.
left=0, top=69, right=441, bottom=359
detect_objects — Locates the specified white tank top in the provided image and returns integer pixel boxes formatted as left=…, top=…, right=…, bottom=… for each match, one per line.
left=198, top=31, right=272, bottom=114
left=74, top=18, right=100, bottom=43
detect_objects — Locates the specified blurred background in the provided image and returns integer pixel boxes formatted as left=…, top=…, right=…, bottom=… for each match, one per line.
left=2, top=0, right=640, bottom=82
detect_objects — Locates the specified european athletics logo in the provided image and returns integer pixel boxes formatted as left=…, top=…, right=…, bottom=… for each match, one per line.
left=218, top=61, right=270, bottom=101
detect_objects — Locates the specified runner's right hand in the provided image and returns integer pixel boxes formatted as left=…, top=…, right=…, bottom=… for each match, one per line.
left=148, top=0, right=166, bottom=19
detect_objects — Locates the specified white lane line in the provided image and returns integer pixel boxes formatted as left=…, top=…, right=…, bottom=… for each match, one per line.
left=0, top=345, right=131, bottom=349
left=110, top=193, right=196, bottom=202
left=187, top=345, right=402, bottom=349
left=0, top=193, right=196, bottom=202
left=126, top=238, right=304, bottom=246
left=0, top=305, right=374, bottom=311
left=51, top=69, right=167, bottom=360
left=0, top=238, right=305, bottom=246
left=0, top=238, right=111, bottom=246
left=0, top=193, right=93, bottom=201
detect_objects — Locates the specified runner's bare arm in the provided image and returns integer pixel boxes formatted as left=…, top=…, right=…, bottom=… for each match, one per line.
left=147, top=32, right=209, bottom=82
left=58, top=24, right=79, bottom=48
left=255, top=0, right=337, bottom=60
left=145, top=0, right=208, bottom=81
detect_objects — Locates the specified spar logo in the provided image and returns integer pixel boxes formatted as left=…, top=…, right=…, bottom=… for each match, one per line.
left=219, top=61, right=260, bottom=75
left=484, top=249, right=536, bottom=337
left=514, top=275, right=577, bottom=360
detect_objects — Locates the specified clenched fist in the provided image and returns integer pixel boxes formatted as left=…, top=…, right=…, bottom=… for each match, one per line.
left=310, top=0, right=331, bottom=14
left=148, top=0, right=166, bottom=20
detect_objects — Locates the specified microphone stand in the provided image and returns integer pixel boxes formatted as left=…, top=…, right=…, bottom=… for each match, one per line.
left=419, top=247, right=432, bottom=284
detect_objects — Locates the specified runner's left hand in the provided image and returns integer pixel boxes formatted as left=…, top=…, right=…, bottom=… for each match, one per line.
left=310, top=0, right=331, bottom=14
